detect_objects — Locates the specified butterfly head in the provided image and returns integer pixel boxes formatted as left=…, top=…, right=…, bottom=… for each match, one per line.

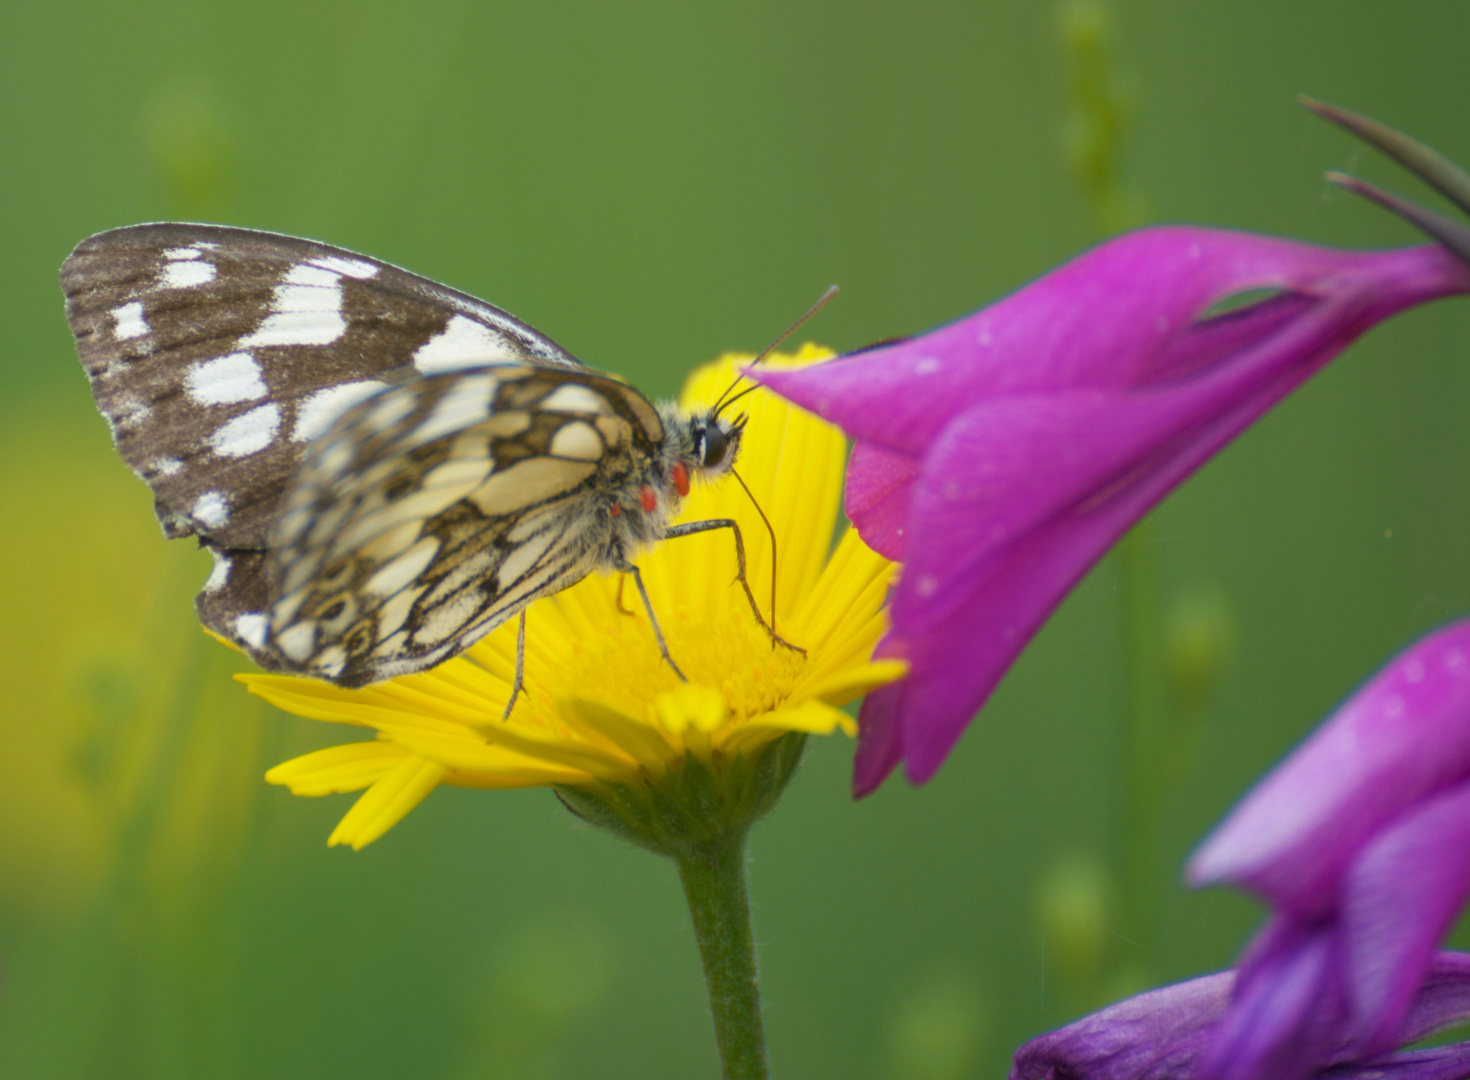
left=658, top=405, right=746, bottom=503
left=692, top=410, right=745, bottom=477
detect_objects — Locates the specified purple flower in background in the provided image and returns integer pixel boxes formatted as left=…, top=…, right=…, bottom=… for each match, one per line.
left=1010, top=619, right=1470, bottom=1080
left=757, top=99, right=1470, bottom=796
left=1011, top=953, right=1470, bottom=1080
left=1180, top=619, right=1470, bottom=1080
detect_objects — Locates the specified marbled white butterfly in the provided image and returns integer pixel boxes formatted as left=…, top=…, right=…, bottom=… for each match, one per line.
left=61, top=223, right=802, bottom=705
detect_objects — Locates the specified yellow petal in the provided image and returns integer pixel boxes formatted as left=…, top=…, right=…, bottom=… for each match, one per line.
left=654, top=683, right=728, bottom=735
left=242, top=674, right=484, bottom=738
left=389, top=725, right=610, bottom=781
left=798, top=659, right=909, bottom=709
left=328, top=755, right=446, bottom=850
left=718, top=698, right=856, bottom=757
left=265, top=740, right=407, bottom=795
left=557, top=698, right=677, bottom=774
left=744, top=698, right=856, bottom=736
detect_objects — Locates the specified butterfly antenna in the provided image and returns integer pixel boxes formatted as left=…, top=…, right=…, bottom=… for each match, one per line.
left=729, top=466, right=783, bottom=643
left=713, top=284, right=839, bottom=415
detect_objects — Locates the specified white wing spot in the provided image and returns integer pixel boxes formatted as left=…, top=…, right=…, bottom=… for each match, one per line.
left=185, top=352, right=267, bottom=406
left=235, top=613, right=268, bottom=649
left=310, top=255, right=379, bottom=279
left=271, top=588, right=309, bottom=631
left=240, top=262, right=348, bottom=348
left=412, top=591, right=482, bottom=648
left=292, top=380, right=390, bottom=441
left=312, top=645, right=348, bottom=679
left=161, top=259, right=216, bottom=288
left=422, top=457, right=494, bottom=493
left=365, top=537, right=441, bottom=597
left=506, top=504, right=565, bottom=542
left=496, top=527, right=558, bottom=590
left=550, top=420, right=604, bottom=461
left=480, top=411, right=532, bottom=439
left=358, top=519, right=425, bottom=564
left=368, top=391, right=418, bottom=430
left=414, top=315, right=519, bottom=373
left=211, top=403, right=281, bottom=457
left=540, top=384, right=611, bottom=414
left=411, top=374, right=497, bottom=444
left=595, top=415, right=630, bottom=449
left=470, top=457, right=597, bottom=516
left=424, top=548, right=498, bottom=606
left=112, top=302, right=148, bottom=339
left=192, top=490, right=231, bottom=528
left=153, top=457, right=183, bottom=476
left=335, top=482, right=473, bottom=552
left=204, top=551, right=232, bottom=593
left=374, top=586, right=425, bottom=639
left=274, top=621, right=318, bottom=662
left=111, top=394, right=151, bottom=430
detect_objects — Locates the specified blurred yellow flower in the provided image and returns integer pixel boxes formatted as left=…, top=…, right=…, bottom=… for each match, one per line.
left=243, top=346, right=903, bottom=849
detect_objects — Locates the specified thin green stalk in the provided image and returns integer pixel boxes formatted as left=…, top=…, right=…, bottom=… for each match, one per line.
left=1057, top=0, right=1162, bottom=967
left=677, top=834, right=769, bottom=1080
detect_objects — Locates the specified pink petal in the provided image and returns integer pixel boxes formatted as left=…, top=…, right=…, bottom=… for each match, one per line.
left=844, top=442, right=918, bottom=561
left=1189, top=620, right=1470, bottom=918
left=1342, top=781, right=1470, bottom=1055
left=763, top=232, right=1470, bottom=792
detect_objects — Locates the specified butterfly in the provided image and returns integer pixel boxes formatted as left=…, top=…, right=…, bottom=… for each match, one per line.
left=60, top=223, right=802, bottom=708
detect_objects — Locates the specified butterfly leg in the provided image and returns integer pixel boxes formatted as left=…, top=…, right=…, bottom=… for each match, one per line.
left=613, top=558, right=687, bottom=681
left=614, top=573, right=636, bottom=616
left=661, top=519, right=806, bottom=655
left=502, top=611, right=529, bottom=719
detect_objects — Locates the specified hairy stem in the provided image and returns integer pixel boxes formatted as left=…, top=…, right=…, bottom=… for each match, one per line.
left=678, top=834, right=769, bottom=1080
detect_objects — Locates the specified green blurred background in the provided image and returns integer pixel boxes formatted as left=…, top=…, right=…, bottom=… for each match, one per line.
left=4, top=2, right=1470, bottom=1077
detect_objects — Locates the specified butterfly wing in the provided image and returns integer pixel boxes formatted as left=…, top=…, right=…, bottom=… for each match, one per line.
left=60, top=223, right=587, bottom=658
left=257, top=365, right=667, bottom=686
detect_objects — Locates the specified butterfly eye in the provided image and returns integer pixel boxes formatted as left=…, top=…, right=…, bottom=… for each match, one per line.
left=700, top=425, right=728, bottom=468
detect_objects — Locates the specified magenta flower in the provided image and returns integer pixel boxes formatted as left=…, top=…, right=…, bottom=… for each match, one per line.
left=1181, top=619, right=1470, bottom=1079
left=1011, top=619, right=1470, bottom=1080
left=1010, top=953, right=1470, bottom=1080
left=756, top=101, right=1470, bottom=795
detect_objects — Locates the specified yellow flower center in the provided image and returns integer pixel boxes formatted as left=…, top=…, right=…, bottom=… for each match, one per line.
left=249, top=348, right=906, bottom=849
left=515, top=602, right=807, bottom=745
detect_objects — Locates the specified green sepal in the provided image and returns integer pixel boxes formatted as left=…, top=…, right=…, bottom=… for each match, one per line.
left=554, top=732, right=807, bottom=860
left=1302, top=95, right=1470, bottom=267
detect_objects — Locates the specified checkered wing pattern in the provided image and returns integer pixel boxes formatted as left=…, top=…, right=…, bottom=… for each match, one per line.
left=60, top=223, right=594, bottom=667
left=260, top=366, right=667, bottom=686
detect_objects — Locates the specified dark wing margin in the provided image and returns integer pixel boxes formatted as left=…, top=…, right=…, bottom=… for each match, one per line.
left=59, top=222, right=587, bottom=661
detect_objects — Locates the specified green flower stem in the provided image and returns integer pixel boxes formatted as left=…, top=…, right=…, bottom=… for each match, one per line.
left=677, top=833, right=769, bottom=1080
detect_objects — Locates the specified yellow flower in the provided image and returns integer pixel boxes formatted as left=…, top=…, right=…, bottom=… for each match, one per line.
left=243, top=345, right=904, bottom=849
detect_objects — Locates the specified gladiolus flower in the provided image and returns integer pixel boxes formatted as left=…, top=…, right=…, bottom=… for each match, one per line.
left=760, top=232, right=1469, bottom=794
left=1010, top=953, right=1470, bottom=1080
left=1182, top=619, right=1470, bottom=1080
left=757, top=100, right=1470, bottom=794
left=1011, top=619, right=1470, bottom=1080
